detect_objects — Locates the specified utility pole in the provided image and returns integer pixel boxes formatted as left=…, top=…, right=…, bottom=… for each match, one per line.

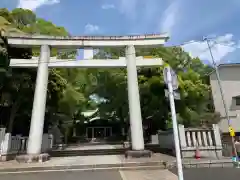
left=203, top=37, right=238, bottom=161
left=164, top=65, right=184, bottom=180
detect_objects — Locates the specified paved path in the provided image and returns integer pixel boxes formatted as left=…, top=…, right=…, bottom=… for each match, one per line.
left=170, top=168, right=240, bottom=180
left=0, top=144, right=175, bottom=171
left=0, top=144, right=174, bottom=169
left=47, top=144, right=121, bottom=166
left=67, top=144, right=116, bottom=150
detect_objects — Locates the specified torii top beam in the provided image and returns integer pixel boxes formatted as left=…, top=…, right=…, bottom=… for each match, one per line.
left=3, top=33, right=169, bottom=48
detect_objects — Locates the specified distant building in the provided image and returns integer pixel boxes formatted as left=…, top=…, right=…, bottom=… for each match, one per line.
left=210, top=63, right=240, bottom=133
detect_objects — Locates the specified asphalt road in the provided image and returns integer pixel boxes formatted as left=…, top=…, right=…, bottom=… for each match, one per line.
left=0, top=171, right=123, bottom=180
left=1, top=168, right=240, bottom=180
left=170, top=167, right=240, bottom=180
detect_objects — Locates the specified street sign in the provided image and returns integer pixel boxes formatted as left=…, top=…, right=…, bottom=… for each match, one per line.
left=229, top=126, right=235, bottom=137
left=165, top=89, right=181, bottom=100
left=163, top=66, right=178, bottom=90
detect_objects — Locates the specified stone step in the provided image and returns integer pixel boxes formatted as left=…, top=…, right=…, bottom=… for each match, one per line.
left=49, top=144, right=171, bottom=157
left=49, top=148, right=126, bottom=157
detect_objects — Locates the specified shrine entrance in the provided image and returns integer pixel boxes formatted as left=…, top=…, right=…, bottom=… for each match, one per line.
left=4, top=33, right=168, bottom=160
left=86, top=127, right=112, bottom=140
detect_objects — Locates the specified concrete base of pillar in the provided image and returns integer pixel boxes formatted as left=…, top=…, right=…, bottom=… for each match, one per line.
left=125, top=150, right=152, bottom=158
left=16, top=153, right=50, bottom=163
left=0, top=153, right=16, bottom=161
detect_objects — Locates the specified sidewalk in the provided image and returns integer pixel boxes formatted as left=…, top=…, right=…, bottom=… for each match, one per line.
left=0, top=144, right=234, bottom=172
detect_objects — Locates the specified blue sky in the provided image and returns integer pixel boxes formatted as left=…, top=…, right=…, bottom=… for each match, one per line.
left=1, top=0, right=240, bottom=64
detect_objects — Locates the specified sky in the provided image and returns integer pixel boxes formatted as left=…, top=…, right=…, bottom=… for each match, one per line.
left=1, top=0, right=240, bottom=64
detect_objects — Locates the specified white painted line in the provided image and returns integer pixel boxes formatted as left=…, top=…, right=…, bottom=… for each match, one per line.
left=0, top=165, right=162, bottom=175
left=119, top=170, right=128, bottom=180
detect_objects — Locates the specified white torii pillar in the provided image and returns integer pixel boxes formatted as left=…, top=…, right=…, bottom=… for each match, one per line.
left=126, top=45, right=145, bottom=151
left=27, top=45, right=50, bottom=156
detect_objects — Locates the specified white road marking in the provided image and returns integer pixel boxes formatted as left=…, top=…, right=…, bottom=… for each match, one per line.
left=119, top=170, right=128, bottom=180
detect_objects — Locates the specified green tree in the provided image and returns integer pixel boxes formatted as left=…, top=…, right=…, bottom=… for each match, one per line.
left=91, top=46, right=216, bottom=130
left=0, top=8, right=79, bottom=134
left=0, top=8, right=13, bottom=23
left=11, top=8, right=36, bottom=29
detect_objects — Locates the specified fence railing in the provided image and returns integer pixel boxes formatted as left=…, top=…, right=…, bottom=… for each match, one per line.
left=184, top=128, right=215, bottom=147
left=0, top=128, right=53, bottom=156
left=158, top=124, right=223, bottom=159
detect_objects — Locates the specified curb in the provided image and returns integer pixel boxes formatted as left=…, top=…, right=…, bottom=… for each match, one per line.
left=0, top=159, right=235, bottom=173
left=173, top=160, right=234, bottom=168
left=0, top=166, right=165, bottom=174
left=0, top=161, right=167, bottom=173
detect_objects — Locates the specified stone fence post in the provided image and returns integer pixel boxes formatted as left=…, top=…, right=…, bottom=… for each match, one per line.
left=178, top=124, right=186, bottom=148
left=0, top=133, right=12, bottom=161
left=212, top=124, right=223, bottom=158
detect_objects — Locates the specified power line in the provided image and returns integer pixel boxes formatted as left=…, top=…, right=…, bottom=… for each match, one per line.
left=213, top=40, right=240, bottom=48
left=166, top=40, right=203, bottom=48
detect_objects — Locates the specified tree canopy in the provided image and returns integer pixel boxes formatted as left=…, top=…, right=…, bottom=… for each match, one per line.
left=0, top=8, right=80, bottom=135
left=91, top=47, right=217, bottom=131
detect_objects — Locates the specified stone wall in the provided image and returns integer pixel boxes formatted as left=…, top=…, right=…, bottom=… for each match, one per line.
left=157, top=130, right=174, bottom=153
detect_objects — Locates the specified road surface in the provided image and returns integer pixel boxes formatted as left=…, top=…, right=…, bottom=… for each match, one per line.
left=1, top=168, right=239, bottom=180
left=0, top=171, right=123, bottom=180
left=170, top=167, right=240, bottom=180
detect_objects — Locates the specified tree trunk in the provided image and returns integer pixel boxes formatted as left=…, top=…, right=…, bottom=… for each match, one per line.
left=7, top=101, right=20, bottom=133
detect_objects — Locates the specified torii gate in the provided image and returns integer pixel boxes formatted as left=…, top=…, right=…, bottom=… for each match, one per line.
left=4, top=33, right=169, bottom=161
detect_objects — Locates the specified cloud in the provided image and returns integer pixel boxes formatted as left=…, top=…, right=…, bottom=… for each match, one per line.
left=160, top=1, right=179, bottom=35
left=182, top=34, right=237, bottom=63
left=101, top=4, right=115, bottom=10
left=118, top=0, right=137, bottom=19
left=84, top=24, right=100, bottom=34
left=17, top=0, right=60, bottom=11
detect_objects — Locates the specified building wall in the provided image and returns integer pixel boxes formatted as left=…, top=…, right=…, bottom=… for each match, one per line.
left=210, top=65, right=240, bottom=133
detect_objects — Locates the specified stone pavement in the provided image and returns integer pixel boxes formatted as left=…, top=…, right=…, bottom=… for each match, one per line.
left=0, top=144, right=234, bottom=172
left=0, top=144, right=175, bottom=170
